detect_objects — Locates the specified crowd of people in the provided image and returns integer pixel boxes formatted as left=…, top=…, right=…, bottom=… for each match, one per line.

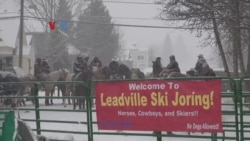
left=152, top=54, right=213, bottom=77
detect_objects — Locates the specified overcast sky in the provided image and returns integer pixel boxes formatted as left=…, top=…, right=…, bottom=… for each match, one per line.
left=0, top=0, right=219, bottom=72
left=103, top=0, right=219, bottom=71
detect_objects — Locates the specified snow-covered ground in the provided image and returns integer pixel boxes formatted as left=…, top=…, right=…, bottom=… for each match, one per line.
left=15, top=90, right=249, bottom=141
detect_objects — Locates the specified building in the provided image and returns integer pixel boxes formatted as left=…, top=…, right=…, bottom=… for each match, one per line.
left=0, top=46, right=14, bottom=71
left=0, top=0, right=35, bottom=74
left=130, top=48, right=149, bottom=70
left=118, top=42, right=149, bottom=71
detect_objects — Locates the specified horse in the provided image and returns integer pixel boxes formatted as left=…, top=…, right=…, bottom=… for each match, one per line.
left=42, top=69, right=68, bottom=106
left=91, top=66, right=105, bottom=80
left=89, top=65, right=119, bottom=108
left=159, top=68, right=186, bottom=78
left=109, top=61, right=132, bottom=79
left=186, top=68, right=216, bottom=77
left=17, top=74, right=34, bottom=106
left=72, top=64, right=92, bottom=110
left=159, top=68, right=170, bottom=78
left=131, top=68, right=145, bottom=79
left=61, top=70, right=74, bottom=107
left=0, top=71, right=22, bottom=107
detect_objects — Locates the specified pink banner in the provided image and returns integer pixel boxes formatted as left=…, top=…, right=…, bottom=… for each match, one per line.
left=95, top=79, right=223, bottom=132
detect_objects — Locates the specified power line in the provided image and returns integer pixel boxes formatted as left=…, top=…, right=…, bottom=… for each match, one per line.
left=86, top=0, right=161, bottom=5
left=0, top=15, right=212, bottom=30
left=23, top=15, right=212, bottom=30
left=0, top=11, right=165, bottom=21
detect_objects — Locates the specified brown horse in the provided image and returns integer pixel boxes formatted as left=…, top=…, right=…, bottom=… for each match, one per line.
left=91, top=66, right=106, bottom=80
left=43, top=69, right=68, bottom=106
left=17, top=74, right=33, bottom=106
left=62, top=70, right=74, bottom=107
left=90, top=66, right=111, bottom=108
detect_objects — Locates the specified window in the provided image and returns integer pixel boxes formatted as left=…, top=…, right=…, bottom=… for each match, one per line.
left=6, top=57, right=13, bottom=66
left=137, top=55, right=144, bottom=60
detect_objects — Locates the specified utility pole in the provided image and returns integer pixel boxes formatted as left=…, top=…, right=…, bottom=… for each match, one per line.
left=19, top=0, right=24, bottom=68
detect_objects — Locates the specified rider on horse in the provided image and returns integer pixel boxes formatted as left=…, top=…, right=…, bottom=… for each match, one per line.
left=152, top=57, right=163, bottom=77
left=34, top=58, right=45, bottom=81
left=108, top=60, right=120, bottom=78
left=73, top=55, right=89, bottom=80
left=108, top=60, right=131, bottom=79
left=90, top=56, right=102, bottom=71
left=195, top=54, right=212, bottom=76
left=166, top=55, right=180, bottom=73
left=41, top=59, right=51, bottom=74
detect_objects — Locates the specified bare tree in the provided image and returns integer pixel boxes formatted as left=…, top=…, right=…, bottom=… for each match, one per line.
left=24, top=0, right=88, bottom=70
left=159, top=0, right=250, bottom=77
left=25, top=0, right=87, bottom=31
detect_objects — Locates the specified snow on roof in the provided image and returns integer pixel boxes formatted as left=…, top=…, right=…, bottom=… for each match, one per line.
left=25, top=19, right=44, bottom=33
left=0, top=0, right=35, bottom=56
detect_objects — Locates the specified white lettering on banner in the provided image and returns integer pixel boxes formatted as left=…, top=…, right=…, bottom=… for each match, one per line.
left=137, top=110, right=163, bottom=117
left=128, top=83, right=165, bottom=90
left=191, top=123, right=220, bottom=131
left=117, top=111, right=136, bottom=117
left=176, top=110, right=199, bottom=117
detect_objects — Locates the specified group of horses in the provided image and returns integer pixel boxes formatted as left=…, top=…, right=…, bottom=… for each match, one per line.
left=0, top=60, right=216, bottom=109
left=0, top=69, right=69, bottom=108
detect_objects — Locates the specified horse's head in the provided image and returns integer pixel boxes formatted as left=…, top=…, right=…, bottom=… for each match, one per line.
left=92, top=66, right=98, bottom=73
left=186, top=68, right=197, bottom=76
left=91, top=66, right=105, bottom=80
left=118, top=64, right=131, bottom=79
left=102, top=66, right=112, bottom=79
left=109, top=61, right=119, bottom=74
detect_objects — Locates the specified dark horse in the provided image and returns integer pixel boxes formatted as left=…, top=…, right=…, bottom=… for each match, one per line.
left=72, top=64, right=92, bottom=110
left=91, top=65, right=113, bottom=80
left=108, top=61, right=132, bottom=79
left=159, top=68, right=186, bottom=78
left=186, top=68, right=216, bottom=77
left=131, top=68, right=145, bottom=79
